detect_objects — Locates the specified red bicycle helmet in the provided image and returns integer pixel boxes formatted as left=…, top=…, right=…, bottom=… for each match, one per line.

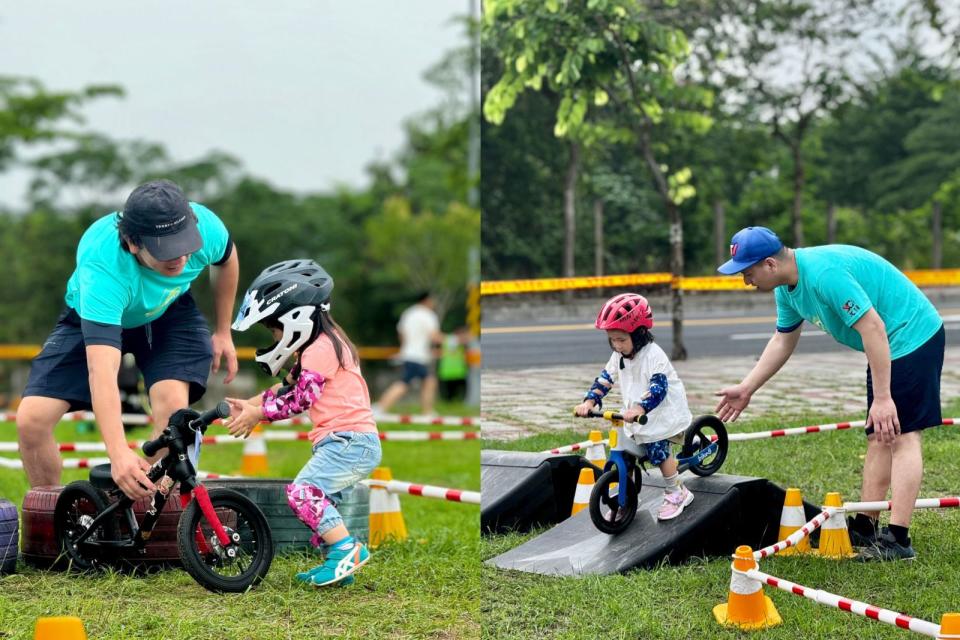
left=595, top=293, right=653, bottom=332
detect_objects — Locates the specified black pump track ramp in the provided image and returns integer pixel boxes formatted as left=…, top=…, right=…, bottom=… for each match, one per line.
left=487, top=471, right=822, bottom=576
left=481, top=450, right=598, bottom=535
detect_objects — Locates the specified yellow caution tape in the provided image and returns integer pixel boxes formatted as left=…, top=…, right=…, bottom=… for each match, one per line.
left=482, top=269, right=960, bottom=295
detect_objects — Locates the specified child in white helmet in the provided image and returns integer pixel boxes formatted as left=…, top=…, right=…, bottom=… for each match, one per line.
left=574, top=293, right=694, bottom=520
left=226, top=259, right=381, bottom=586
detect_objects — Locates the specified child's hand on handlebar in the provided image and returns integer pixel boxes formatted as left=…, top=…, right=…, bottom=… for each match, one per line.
left=223, top=397, right=264, bottom=439
left=574, top=401, right=596, bottom=417
left=623, top=406, right=646, bottom=424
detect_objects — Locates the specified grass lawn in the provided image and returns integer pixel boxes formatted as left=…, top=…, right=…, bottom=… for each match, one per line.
left=481, top=398, right=960, bottom=640
left=0, top=413, right=480, bottom=640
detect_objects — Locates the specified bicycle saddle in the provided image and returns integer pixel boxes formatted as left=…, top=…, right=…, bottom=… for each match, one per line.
left=89, top=463, right=118, bottom=490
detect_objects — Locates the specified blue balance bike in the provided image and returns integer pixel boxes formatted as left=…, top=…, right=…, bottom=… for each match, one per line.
left=579, top=410, right=728, bottom=534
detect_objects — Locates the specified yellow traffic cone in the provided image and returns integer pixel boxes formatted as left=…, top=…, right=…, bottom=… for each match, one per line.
left=35, top=617, right=87, bottom=640
left=239, top=424, right=269, bottom=476
left=777, top=487, right=811, bottom=555
left=713, top=545, right=782, bottom=630
left=816, top=492, right=856, bottom=559
left=585, top=430, right=606, bottom=470
left=368, top=467, right=408, bottom=548
left=571, top=468, right=594, bottom=517
left=939, top=613, right=960, bottom=639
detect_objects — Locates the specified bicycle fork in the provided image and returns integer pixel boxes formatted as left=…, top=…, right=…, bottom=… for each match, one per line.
left=180, top=481, right=232, bottom=554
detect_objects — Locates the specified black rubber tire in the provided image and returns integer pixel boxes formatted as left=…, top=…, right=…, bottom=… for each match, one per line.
left=0, top=498, right=17, bottom=575
left=204, top=479, right=370, bottom=552
left=683, top=415, right=729, bottom=477
left=588, top=467, right=638, bottom=535
left=22, top=485, right=186, bottom=569
left=54, top=481, right=117, bottom=572
left=177, top=488, right=274, bottom=593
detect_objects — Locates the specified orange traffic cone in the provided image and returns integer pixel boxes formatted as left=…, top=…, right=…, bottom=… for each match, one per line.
left=35, top=617, right=87, bottom=640
left=571, top=468, right=594, bottom=517
left=777, top=487, right=811, bottom=555
left=816, top=492, right=856, bottom=559
left=239, top=424, right=269, bottom=476
left=368, top=467, right=408, bottom=548
left=939, top=613, right=960, bottom=639
left=713, top=545, right=782, bottom=630
left=585, top=430, right=606, bottom=470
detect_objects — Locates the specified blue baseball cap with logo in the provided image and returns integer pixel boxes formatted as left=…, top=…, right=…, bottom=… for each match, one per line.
left=717, top=226, right=784, bottom=274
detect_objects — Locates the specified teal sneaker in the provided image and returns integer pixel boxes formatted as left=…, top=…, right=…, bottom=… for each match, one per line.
left=307, top=541, right=370, bottom=587
left=296, top=563, right=355, bottom=586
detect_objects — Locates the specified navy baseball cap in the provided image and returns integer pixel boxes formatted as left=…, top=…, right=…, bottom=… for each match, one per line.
left=717, top=226, right=783, bottom=274
left=120, top=180, right=202, bottom=261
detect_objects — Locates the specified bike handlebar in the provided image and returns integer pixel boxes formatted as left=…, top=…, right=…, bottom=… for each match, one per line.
left=141, top=401, right=230, bottom=457
left=574, top=408, right=648, bottom=425
left=189, top=401, right=231, bottom=431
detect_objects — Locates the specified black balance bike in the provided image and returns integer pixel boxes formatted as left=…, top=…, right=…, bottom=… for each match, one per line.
left=54, top=402, right=274, bottom=592
left=577, top=410, right=729, bottom=535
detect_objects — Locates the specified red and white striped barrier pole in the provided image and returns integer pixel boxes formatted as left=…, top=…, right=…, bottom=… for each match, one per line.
left=844, top=497, right=960, bottom=513
left=0, top=410, right=478, bottom=428
left=0, top=456, right=109, bottom=470
left=0, top=410, right=153, bottom=425
left=729, top=418, right=957, bottom=442
left=753, top=509, right=836, bottom=560
left=753, top=496, right=960, bottom=560
left=544, top=438, right=610, bottom=455
left=0, top=430, right=479, bottom=453
left=740, top=566, right=942, bottom=637
left=275, top=414, right=477, bottom=427
left=544, top=419, right=959, bottom=454
left=261, top=430, right=479, bottom=442
left=361, top=478, right=480, bottom=505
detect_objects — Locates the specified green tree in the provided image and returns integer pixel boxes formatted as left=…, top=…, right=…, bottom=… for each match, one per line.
left=0, top=77, right=122, bottom=174
left=365, top=196, right=480, bottom=320
left=483, top=0, right=714, bottom=359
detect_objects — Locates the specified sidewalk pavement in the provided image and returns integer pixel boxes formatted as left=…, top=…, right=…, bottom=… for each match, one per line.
left=481, top=346, right=960, bottom=440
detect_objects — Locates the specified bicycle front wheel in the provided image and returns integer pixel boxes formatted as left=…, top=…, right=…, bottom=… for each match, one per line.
left=177, top=488, right=274, bottom=592
left=588, top=467, right=638, bottom=535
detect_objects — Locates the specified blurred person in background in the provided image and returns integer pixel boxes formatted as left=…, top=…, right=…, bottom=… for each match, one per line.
left=375, top=292, right=442, bottom=416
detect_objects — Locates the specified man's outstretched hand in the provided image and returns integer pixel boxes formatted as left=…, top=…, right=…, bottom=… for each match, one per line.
left=714, top=383, right=753, bottom=423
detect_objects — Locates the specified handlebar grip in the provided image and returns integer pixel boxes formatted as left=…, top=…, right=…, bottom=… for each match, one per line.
left=576, top=409, right=647, bottom=424
left=142, top=436, right=166, bottom=457
left=190, top=401, right=231, bottom=430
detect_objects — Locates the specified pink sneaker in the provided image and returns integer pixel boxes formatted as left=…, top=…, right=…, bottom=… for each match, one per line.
left=657, top=487, right=693, bottom=521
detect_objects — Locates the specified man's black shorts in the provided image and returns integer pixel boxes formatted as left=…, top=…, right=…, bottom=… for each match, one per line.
left=23, top=292, right=213, bottom=411
left=865, top=324, right=944, bottom=436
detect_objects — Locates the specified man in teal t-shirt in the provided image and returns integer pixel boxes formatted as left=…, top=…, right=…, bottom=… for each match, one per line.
left=714, top=227, right=944, bottom=561
left=17, top=180, right=240, bottom=500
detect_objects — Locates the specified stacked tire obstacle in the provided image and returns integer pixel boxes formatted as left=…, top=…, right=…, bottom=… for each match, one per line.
left=1, top=498, right=17, bottom=575
left=17, top=479, right=372, bottom=569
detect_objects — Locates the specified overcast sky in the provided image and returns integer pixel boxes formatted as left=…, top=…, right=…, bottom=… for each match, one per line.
left=0, top=1, right=468, bottom=208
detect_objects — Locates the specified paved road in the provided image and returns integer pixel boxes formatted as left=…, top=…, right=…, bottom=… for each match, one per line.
left=482, top=305, right=960, bottom=369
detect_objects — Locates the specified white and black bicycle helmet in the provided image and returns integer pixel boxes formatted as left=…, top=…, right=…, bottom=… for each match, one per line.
left=232, top=259, right=334, bottom=376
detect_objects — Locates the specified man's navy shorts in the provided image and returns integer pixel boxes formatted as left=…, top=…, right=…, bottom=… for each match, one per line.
left=23, top=292, right=213, bottom=411
left=865, top=324, right=944, bottom=436
left=402, top=361, right=431, bottom=384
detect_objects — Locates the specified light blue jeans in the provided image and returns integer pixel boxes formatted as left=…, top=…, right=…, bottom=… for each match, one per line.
left=293, top=431, right=382, bottom=535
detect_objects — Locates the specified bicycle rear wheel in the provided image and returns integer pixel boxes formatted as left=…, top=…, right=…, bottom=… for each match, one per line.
left=53, top=481, right=116, bottom=572
left=177, top=488, right=274, bottom=592
left=683, top=415, right=728, bottom=477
